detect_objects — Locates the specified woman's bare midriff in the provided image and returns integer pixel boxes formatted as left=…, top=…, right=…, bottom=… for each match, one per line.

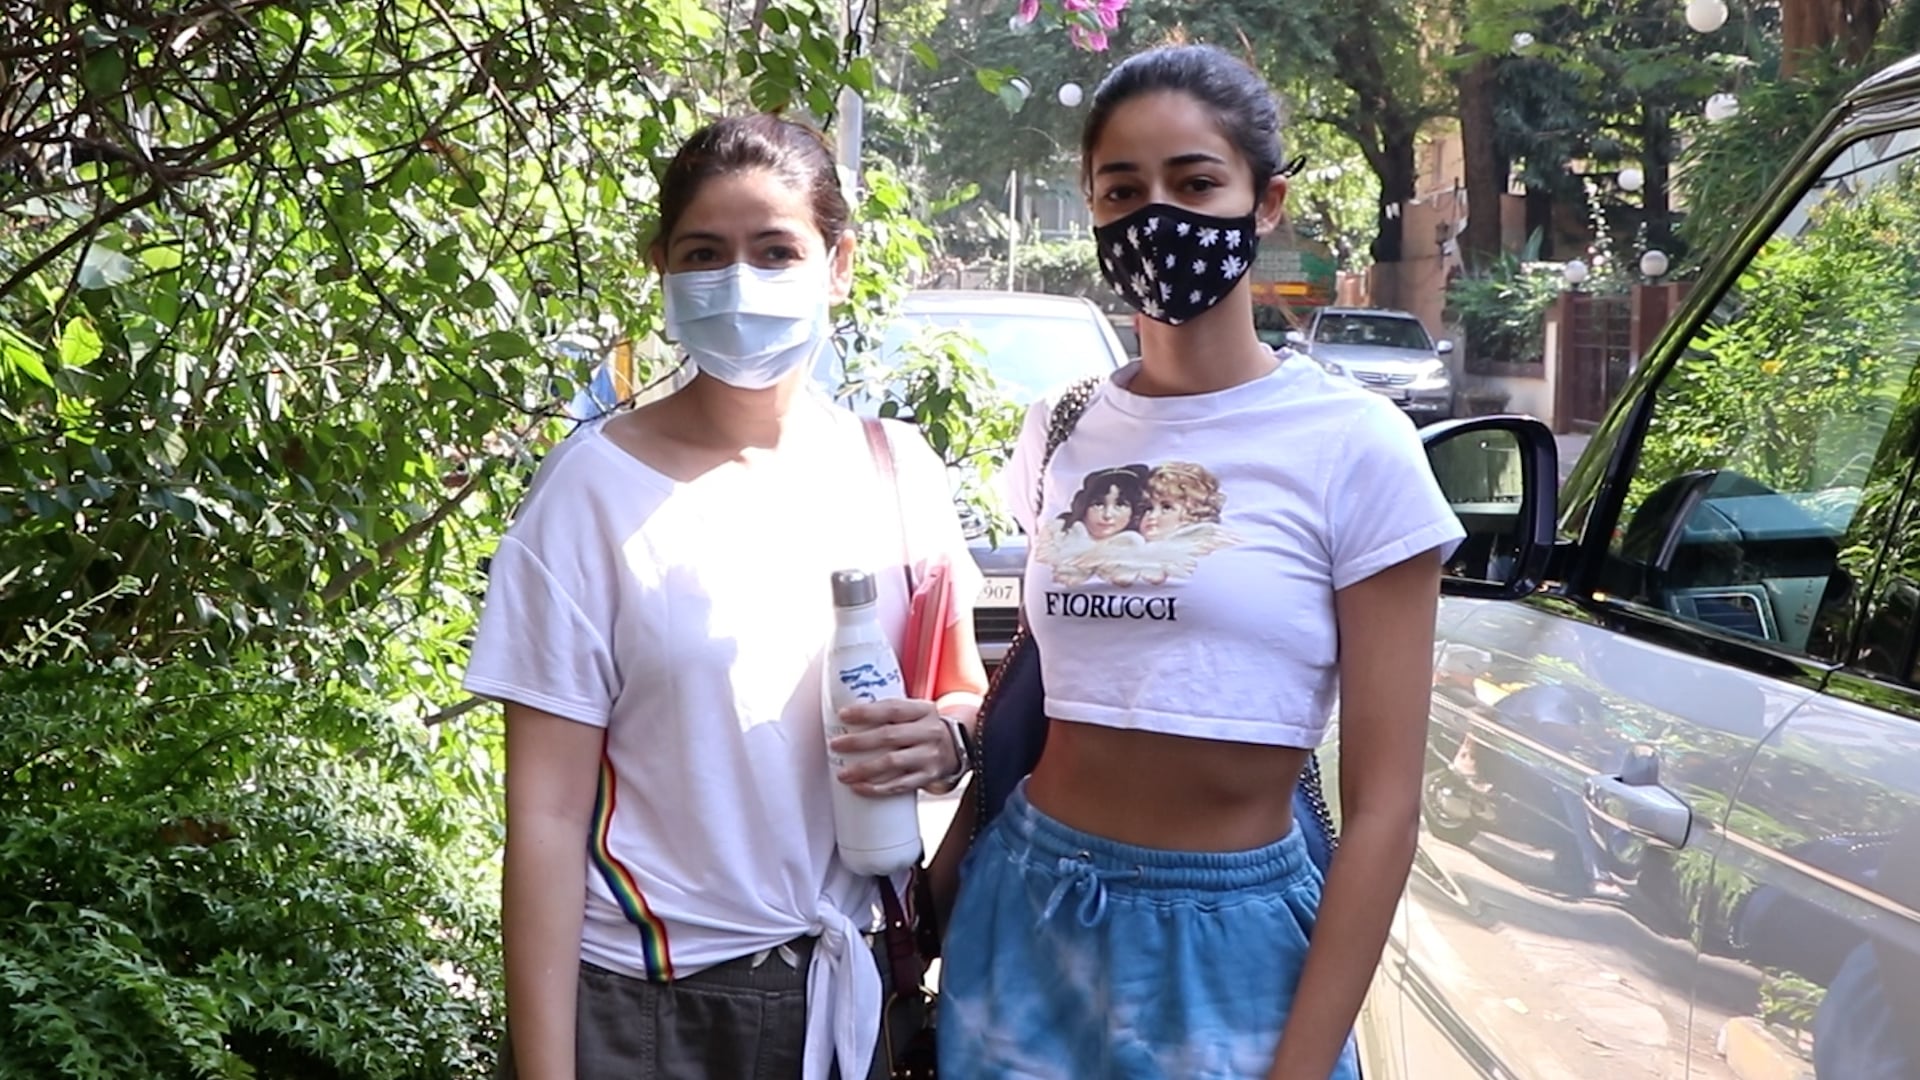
left=1023, top=719, right=1312, bottom=851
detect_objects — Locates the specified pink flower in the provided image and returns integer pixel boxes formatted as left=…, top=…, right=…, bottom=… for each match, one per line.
left=1068, top=22, right=1109, bottom=50
left=1061, top=0, right=1092, bottom=10
left=1095, top=0, right=1127, bottom=27
left=1016, top=0, right=1040, bottom=21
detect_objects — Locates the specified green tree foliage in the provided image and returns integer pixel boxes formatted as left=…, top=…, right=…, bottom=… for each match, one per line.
left=0, top=651, right=501, bottom=1078
left=877, top=0, right=1420, bottom=270
left=1457, top=0, right=1738, bottom=265
left=0, top=0, right=982, bottom=670
left=1283, top=121, right=1383, bottom=271
left=1633, top=155, right=1920, bottom=596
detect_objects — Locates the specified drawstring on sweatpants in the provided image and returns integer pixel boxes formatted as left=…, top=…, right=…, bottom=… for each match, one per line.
left=1039, top=852, right=1139, bottom=928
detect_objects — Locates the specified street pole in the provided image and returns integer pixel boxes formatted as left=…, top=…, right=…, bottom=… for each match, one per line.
left=835, top=0, right=866, bottom=198
left=1006, top=168, right=1018, bottom=291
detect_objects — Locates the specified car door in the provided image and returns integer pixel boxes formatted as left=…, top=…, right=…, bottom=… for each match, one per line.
left=1706, top=590, right=1920, bottom=1079
left=1393, top=117, right=1920, bottom=1079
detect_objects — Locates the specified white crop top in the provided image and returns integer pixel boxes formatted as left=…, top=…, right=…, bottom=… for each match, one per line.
left=1003, top=356, right=1465, bottom=748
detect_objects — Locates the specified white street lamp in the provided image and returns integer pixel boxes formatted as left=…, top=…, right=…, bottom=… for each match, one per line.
left=1686, top=0, right=1729, bottom=34
left=1058, top=82, right=1084, bottom=107
left=1640, top=249, right=1671, bottom=277
left=1705, top=93, right=1740, bottom=122
left=1618, top=166, right=1645, bottom=192
left=1563, top=259, right=1590, bottom=286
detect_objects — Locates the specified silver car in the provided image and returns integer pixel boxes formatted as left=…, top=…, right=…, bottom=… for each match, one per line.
left=1288, top=306, right=1455, bottom=423
left=1348, top=55, right=1920, bottom=1080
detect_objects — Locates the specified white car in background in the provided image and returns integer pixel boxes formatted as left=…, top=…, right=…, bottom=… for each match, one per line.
left=1288, top=306, right=1455, bottom=423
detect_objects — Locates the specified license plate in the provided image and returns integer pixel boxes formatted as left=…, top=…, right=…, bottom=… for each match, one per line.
left=1367, top=385, right=1410, bottom=402
left=978, top=577, right=1023, bottom=608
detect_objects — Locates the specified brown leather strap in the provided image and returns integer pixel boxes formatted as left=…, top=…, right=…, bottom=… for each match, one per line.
left=877, top=875, right=925, bottom=993
left=863, top=418, right=933, bottom=980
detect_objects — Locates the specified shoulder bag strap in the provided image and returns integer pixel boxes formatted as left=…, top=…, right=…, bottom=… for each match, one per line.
left=862, top=418, right=916, bottom=599
left=1033, top=376, right=1104, bottom=524
left=860, top=417, right=934, bottom=984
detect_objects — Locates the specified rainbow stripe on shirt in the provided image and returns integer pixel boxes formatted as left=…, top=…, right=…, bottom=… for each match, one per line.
left=589, top=754, right=673, bottom=980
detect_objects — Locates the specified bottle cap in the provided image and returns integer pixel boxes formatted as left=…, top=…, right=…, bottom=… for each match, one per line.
left=830, top=569, right=878, bottom=608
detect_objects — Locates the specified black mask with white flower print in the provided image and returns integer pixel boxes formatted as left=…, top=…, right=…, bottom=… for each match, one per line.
left=1093, top=202, right=1259, bottom=325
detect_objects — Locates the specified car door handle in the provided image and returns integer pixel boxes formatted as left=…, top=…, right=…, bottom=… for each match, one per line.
left=1584, top=774, right=1692, bottom=849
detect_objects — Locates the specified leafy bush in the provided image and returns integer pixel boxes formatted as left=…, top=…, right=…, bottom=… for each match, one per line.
left=1444, top=251, right=1563, bottom=370
left=0, top=656, right=501, bottom=1079
left=1011, top=237, right=1116, bottom=305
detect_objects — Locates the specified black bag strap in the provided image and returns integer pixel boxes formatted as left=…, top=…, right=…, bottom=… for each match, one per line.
left=1033, top=377, right=1104, bottom=526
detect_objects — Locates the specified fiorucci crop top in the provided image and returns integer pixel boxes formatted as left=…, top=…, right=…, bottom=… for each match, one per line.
left=1002, top=355, right=1465, bottom=748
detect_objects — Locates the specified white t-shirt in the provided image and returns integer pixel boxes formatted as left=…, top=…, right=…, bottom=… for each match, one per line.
left=462, top=391, right=979, bottom=1080
left=1003, top=355, right=1464, bottom=748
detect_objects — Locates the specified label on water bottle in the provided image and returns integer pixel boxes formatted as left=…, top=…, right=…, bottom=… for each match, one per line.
left=835, top=659, right=903, bottom=704
left=825, top=654, right=904, bottom=771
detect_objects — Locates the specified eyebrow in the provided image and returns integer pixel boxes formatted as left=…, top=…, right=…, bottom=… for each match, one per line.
left=672, top=227, right=803, bottom=247
left=1094, top=151, right=1230, bottom=176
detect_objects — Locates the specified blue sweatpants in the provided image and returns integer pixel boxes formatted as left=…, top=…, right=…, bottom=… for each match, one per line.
left=937, top=782, right=1361, bottom=1080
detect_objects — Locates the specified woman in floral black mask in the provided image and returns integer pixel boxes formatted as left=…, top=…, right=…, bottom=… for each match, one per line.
left=934, top=43, right=1463, bottom=1080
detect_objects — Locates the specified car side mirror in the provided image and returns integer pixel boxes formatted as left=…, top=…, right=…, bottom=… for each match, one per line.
left=1422, top=416, right=1559, bottom=600
left=1285, top=330, right=1308, bottom=346
left=1436, top=339, right=1456, bottom=355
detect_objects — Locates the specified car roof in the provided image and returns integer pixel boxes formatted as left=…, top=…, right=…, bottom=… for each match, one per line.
left=1316, top=307, right=1423, bottom=321
left=1852, top=50, right=1920, bottom=99
left=901, top=290, right=1106, bottom=318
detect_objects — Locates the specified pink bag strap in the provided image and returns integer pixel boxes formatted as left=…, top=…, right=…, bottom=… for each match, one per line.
left=861, top=418, right=916, bottom=595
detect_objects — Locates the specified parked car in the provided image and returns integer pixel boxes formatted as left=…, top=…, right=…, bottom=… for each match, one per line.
left=1349, top=55, right=1920, bottom=1080
left=1286, top=306, right=1455, bottom=422
left=816, top=290, right=1128, bottom=665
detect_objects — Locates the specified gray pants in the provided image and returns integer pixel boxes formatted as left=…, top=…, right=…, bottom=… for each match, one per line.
left=498, top=935, right=904, bottom=1080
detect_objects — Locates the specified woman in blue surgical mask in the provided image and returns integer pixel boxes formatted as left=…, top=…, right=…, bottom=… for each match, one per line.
left=463, top=115, right=988, bottom=1080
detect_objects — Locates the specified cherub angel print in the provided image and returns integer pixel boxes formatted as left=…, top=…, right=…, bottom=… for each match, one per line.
left=1037, top=461, right=1242, bottom=587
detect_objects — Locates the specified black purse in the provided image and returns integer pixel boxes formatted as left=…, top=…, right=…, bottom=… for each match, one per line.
left=968, top=379, right=1342, bottom=866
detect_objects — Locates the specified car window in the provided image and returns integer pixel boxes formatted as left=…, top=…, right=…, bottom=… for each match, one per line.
left=1312, top=313, right=1432, bottom=351
left=1601, top=126, right=1920, bottom=661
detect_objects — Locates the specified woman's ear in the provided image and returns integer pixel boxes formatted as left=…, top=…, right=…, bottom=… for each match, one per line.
left=828, top=230, right=858, bottom=303
left=1254, top=176, right=1289, bottom=239
left=649, top=241, right=667, bottom=276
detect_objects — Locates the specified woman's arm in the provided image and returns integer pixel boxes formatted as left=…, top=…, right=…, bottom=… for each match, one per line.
left=1266, top=549, right=1442, bottom=1080
left=502, top=703, right=606, bottom=1080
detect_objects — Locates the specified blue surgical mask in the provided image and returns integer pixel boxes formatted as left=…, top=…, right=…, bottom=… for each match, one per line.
left=662, top=262, right=830, bottom=389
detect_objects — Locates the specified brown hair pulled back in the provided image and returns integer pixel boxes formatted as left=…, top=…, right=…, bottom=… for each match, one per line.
left=654, top=114, right=851, bottom=253
left=1079, top=44, right=1284, bottom=198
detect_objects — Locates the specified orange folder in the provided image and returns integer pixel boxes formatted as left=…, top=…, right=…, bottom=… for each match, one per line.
left=902, top=556, right=954, bottom=701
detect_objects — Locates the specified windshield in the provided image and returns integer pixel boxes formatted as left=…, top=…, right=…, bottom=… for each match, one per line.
left=824, top=307, right=1120, bottom=403
left=1313, top=313, right=1433, bottom=351
left=882, top=310, right=1117, bottom=400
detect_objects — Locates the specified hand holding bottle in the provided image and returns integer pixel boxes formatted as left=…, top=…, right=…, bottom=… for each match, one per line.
left=830, top=699, right=962, bottom=797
